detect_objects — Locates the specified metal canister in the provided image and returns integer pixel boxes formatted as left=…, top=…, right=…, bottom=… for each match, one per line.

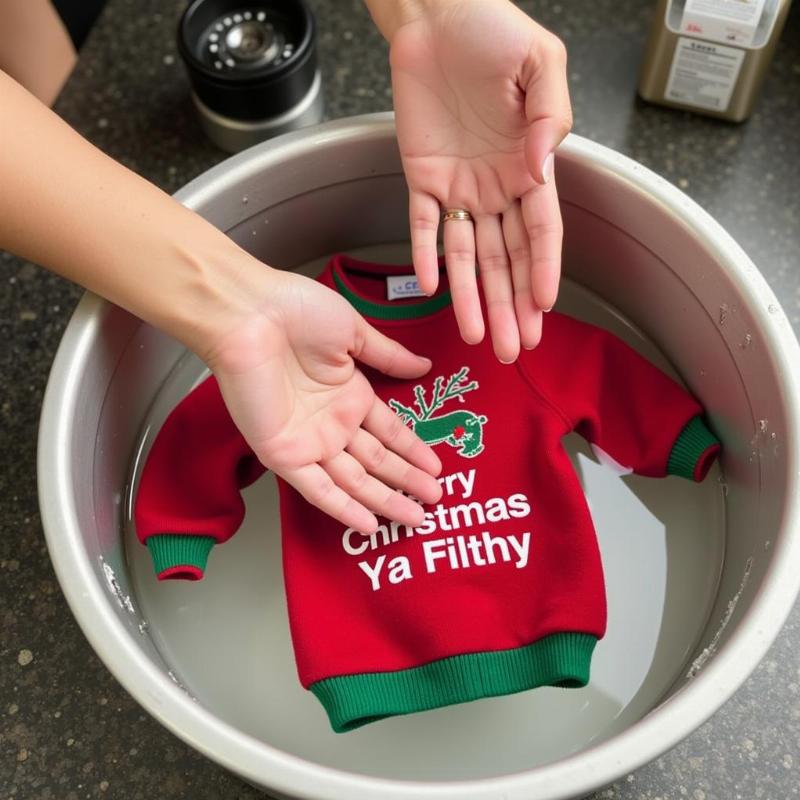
left=177, top=0, right=323, bottom=153
left=638, top=0, right=793, bottom=121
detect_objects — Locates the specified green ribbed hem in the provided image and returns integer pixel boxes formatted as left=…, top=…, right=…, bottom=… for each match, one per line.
left=310, top=631, right=597, bottom=733
left=332, top=268, right=452, bottom=320
left=145, top=534, right=216, bottom=577
left=667, top=415, right=721, bottom=481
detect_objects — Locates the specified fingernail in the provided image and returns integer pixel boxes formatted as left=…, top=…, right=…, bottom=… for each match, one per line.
left=543, top=305, right=553, bottom=313
left=361, top=521, right=379, bottom=536
left=541, top=152, right=555, bottom=184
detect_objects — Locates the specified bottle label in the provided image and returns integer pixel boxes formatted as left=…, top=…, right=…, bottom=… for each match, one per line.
left=665, top=37, right=745, bottom=112
left=680, top=0, right=765, bottom=47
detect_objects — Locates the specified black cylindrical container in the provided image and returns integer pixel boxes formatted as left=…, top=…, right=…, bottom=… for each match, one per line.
left=178, top=0, right=323, bottom=152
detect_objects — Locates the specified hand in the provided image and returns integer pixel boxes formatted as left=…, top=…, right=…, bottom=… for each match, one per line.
left=203, top=265, right=444, bottom=535
left=0, top=72, right=443, bottom=536
left=385, top=0, right=572, bottom=362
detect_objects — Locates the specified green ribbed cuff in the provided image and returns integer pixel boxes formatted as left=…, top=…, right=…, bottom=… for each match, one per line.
left=667, top=415, right=721, bottom=481
left=145, top=534, right=216, bottom=578
left=310, top=631, right=597, bottom=733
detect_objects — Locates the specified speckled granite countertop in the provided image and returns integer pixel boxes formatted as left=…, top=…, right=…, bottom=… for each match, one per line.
left=2, top=1, right=799, bottom=798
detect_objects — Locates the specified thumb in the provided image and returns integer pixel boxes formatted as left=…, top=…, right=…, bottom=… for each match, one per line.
left=522, top=33, right=573, bottom=184
left=352, top=317, right=432, bottom=378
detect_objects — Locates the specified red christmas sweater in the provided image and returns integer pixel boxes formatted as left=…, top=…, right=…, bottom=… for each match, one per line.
left=135, top=253, right=721, bottom=733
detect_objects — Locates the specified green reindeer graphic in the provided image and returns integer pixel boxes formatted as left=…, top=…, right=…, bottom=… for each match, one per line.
left=388, top=367, right=487, bottom=458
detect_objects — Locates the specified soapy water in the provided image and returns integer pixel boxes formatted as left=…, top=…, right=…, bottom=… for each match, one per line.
left=167, top=669, right=199, bottom=702
left=121, top=245, right=728, bottom=781
left=686, top=557, right=752, bottom=680
left=100, top=558, right=136, bottom=616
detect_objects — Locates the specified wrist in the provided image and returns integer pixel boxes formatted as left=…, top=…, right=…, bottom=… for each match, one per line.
left=146, top=215, right=281, bottom=365
left=364, top=0, right=456, bottom=41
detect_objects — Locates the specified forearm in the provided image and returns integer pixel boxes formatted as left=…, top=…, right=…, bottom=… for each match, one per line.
left=0, top=0, right=76, bottom=105
left=0, top=70, right=268, bottom=358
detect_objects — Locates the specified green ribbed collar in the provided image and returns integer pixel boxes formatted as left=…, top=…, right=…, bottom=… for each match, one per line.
left=331, top=259, right=452, bottom=321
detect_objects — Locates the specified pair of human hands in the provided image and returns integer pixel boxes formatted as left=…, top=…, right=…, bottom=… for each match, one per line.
left=208, top=0, right=572, bottom=535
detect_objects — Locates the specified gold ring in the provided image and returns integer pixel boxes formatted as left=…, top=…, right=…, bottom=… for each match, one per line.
left=441, top=208, right=473, bottom=223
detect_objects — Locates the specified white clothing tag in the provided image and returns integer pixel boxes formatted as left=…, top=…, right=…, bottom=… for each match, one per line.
left=387, top=275, right=426, bottom=300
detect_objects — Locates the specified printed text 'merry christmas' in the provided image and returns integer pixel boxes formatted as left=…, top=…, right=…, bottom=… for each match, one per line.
left=342, top=468, right=534, bottom=591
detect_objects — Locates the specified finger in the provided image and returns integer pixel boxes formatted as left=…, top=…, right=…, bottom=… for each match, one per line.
left=281, top=462, right=379, bottom=534
left=347, top=427, right=442, bottom=504
left=443, top=214, right=484, bottom=344
left=409, top=189, right=441, bottom=296
left=475, top=213, right=520, bottom=363
left=322, top=450, right=426, bottom=528
left=362, top=397, right=443, bottom=478
left=353, top=317, right=433, bottom=379
left=521, top=176, right=563, bottom=312
left=521, top=32, right=572, bottom=185
left=502, top=201, right=543, bottom=349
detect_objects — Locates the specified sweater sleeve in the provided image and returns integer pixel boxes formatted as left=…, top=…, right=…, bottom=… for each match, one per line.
left=520, top=313, right=721, bottom=481
left=133, top=375, right=266, bottom=581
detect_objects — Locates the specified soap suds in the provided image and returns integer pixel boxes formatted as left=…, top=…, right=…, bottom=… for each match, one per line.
left=686, top=557, right=753, bottom=679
